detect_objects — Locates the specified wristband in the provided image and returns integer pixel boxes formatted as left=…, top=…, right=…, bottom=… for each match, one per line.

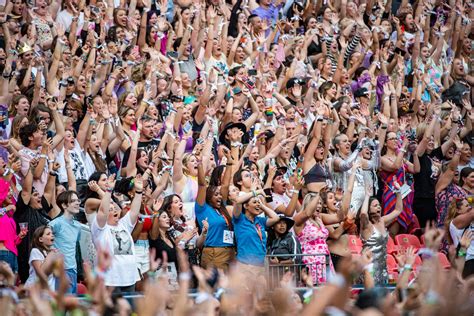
left=49, top=171, right=57, bottom=177
left=457, top=249, right=467, bottom=257
left=179, top=271, right=191, bottom=281
left=214, top=287, right=225, bottom=300
left=290, top=189, right=299, bottom=194
left=135, top=191, right=143, bottom=194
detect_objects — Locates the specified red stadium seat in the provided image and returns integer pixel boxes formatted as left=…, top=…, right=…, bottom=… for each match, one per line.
left=394, top=234, right=422, bottom=250
left=348, top=235, right=362, bottom=254
left=437, top=252, right=451, bottom=270
left=387, top=254, right=398, bottom=272
left=387, top=236, right=401, bottom=254
left=77, top=283, right=88, bottom=295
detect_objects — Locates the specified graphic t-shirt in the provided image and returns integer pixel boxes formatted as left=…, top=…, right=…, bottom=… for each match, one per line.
left=91, top=213, right=140, bottom=287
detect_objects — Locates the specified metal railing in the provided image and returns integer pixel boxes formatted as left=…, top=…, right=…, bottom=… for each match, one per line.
left=265, top=253, right=331, bottom=288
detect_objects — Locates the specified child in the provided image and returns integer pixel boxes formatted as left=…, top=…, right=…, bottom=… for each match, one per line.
left=25, top=226, right=57, bottom=290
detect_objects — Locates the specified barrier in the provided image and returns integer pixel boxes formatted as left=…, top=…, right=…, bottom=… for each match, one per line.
left=265, top=253, right=331, bottom=287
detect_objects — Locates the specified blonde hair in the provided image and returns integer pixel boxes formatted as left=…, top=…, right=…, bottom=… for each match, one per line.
left=182, top=153, right=196, bottom=176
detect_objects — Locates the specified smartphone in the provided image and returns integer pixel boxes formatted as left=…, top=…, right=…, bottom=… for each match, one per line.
left=183, top=121, right=192, bottom=134
left=170, top=95, right=184, bottom=102
left=248, top=69, right=257, bottom=76
left=244, top=78, right=255, bottom=90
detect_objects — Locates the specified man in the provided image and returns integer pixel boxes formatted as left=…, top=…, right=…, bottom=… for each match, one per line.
left=49, top=190, right=82, bottom=294
left=121, top=116, right=159, bottom=170
left=286, top=77, right=305, bottom=106
left=55, top=0, right=84, bottom=33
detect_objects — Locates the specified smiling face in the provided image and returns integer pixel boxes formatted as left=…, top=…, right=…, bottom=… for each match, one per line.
left=122, top=109, right=136, bottom=126
left=335, top=134, right=350, bottom=155
left=386, top=132, right=398, bottom=151
left=245, top=197, right=262, bottom=216
left=137, top=150, right=149, bottom=169
left=30, top=190, right=43, bottom=209
left=210, top=187, right=223, bottom=209
left=115, top=8, right=127, bottom=27
left=63, top=193, right=81, bottom=215
left=158, top=211, right=171, bottom=230
left=463, top=171, right=474, bottom=189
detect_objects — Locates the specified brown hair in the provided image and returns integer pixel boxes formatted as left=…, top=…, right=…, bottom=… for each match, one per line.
left=31, top=225, right=52, bottom=256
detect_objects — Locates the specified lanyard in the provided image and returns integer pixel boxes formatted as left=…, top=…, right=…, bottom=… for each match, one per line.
left=214, top=208, right=231, bottom=229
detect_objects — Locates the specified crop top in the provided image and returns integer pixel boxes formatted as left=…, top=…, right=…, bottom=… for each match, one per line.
left=303, top=162, right=331, bottom=184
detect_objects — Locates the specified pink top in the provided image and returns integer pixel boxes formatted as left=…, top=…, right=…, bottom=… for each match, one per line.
left=0, top=212, right=20, bottom=255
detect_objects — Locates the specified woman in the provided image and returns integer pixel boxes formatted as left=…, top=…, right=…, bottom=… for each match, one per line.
left=154, top=194, right=206, bottom=267
left=195, top=160, right=235, bottom=270
left=0, top=179, right=25, bottom=275
left=293, top=194, right=334, bottom=285
left=444, top=198, right=474, bottom=278
left=83, top=172, right=108, bottom=224
left=380, top=133, right=417, bottom=236
left=149, top=210, right=180, bottom=290
left=9, top=115, right=29, bottom=153
left=461, top=167, right=474, bottom=196
left=436, top=145, right=466, bottom=229
left=360, top=184, right=402, bottom=285
left=173, top=132, right=199, bottom=220
left=303, top=117, right=333, bottom=200
left=232, top=191, right=279, bottom=276
left=6, top=95, right=30, bottom=138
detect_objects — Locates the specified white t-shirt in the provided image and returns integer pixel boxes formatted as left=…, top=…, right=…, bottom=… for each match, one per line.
left=57, top=141, right=97, bottom=183
left=25, top=248, right=56, bottom=290
left=90, top=213, right=140, bottom=287
left=450, top=221, right=474, bottom=261
left=270, top=192, right=291, bottom=212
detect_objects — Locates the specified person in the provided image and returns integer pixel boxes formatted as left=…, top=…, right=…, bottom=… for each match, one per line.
left=25, top=225, right=58, bottom=290
left=195, top=154, right=235, bottom=270
left=232, top=190, right=280, bottom=276
left=267, top=214, right=302, bottom=286
left=48, top=190, right=81, bottom=294
left=444, top=198, right=474, bottom=278
left=293, top=193, right=336, bottom=285
left=90, top=174, right=142, bottom=293
left=149, top=209, right=180, bottom=290
left=359, top=183, right=402, bottom=285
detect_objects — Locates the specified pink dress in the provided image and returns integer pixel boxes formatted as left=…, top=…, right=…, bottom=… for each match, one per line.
left=297, top=220, right=334, bottom=285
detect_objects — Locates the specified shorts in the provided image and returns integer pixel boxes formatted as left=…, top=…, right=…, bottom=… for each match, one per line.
left=0, top=250, right=18, bottom=273
left=201, top=247, right=235, bottom=270
left=134, top=240, right=150, bottom=277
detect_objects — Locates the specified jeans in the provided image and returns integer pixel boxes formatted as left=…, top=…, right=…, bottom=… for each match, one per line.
left=57, top=269, right=77, bottom=294
left=0, top=250, right=18, bottom=273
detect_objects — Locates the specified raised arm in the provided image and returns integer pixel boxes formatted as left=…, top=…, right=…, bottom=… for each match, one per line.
left=382, top=184, right=402, bottom=226
left=95, top=175, right=115, bottom=228
left=128, top=175, right=144, bottom=225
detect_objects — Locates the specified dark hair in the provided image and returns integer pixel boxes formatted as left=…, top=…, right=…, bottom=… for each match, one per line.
left=114, top=177, right=134, bottom=198
left=19, top=122, right=39, bottom=147
left=233, top=169, right=250, bottom=189
left=160, top=194, right=185, bottom=224
left=460, top=167, right=474, bottom=187
left=206, top=185, right=233, bottom=230
left=83, top=172, right=107, bottom=204
left=31, top=225, right=52, bottom=256
left=57, top=190, right=79, bottom=214
left=209, top=165, right=226, bottom=186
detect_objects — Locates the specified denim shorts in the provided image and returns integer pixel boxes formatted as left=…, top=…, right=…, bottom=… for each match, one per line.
left=0, top=250, right=18, bottom=273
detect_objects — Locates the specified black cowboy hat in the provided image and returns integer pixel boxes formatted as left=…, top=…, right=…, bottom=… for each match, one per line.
left=218, top=122, right=248, bottom=147
left=272, top=214, right=295, bottom=231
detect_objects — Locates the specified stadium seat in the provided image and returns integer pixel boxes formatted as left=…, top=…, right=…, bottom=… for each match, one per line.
left=387, top=254, right=398, bottom=272
left=348, top=235, right=362, bottom=254
left=77, top=283, right=88, bottom=295
left=437, top=252, right=451, bottom=270
left=387, top=236, right=400, bottom=254
left=394, top=234, right=422, bottom=250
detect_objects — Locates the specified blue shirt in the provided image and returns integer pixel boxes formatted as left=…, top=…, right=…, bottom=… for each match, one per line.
left=195, top=202, right=233, bottom=247
left=252, top=4, right=279, bottom=23
left=233, top=213, right=267, bottom=266
left=49, top=215, right=81, bottom=270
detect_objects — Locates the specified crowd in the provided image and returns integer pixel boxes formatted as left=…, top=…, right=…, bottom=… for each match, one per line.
left=0, top=0, right=473, bottom=314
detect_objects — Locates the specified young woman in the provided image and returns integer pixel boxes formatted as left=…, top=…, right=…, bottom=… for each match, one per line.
left=380, top=133, right=418, bottom=236
left=294, top=193, right=338, bottom=285
left=25, top=225, right=57, bottom=290
left=359, top=183, right=402, bottom=285
left=444, top=198, right=474, bottom=278
left=149, top=210, right=180, bottom=290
